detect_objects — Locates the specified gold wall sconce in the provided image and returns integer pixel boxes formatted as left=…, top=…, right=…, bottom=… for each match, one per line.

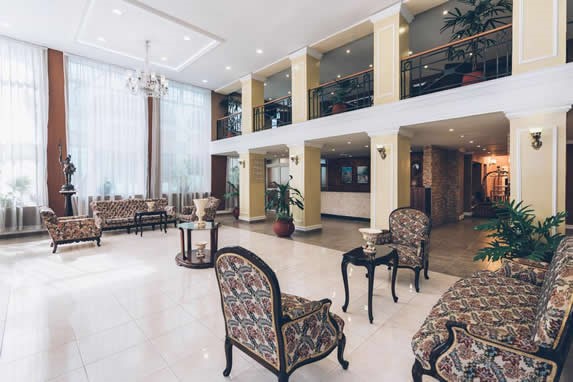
left=238, top=159, right=246, bottom=168
left=290, top=155, right=299, bottom=165
left=376, top=144, right=387, bottom=159
left=529, top=127, right=542, bottom=150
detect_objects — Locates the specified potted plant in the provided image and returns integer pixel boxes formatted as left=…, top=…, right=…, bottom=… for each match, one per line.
left=473, top=200, right=567, bottom=263
left=265, top=176, right=304, bottom=237
left=224, top=165, right=240, bottom=219
left=331, top=78, right=355, bottom=114
left=441, top=0, right=512, bottom=85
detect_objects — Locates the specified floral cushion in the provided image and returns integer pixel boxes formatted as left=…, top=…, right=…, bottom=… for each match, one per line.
left=436, top=327, right=557, bottom=381
left=281, top=293, right=322, bottom=320
left=533, top=237, right=573, bottom=349
left=387, top=243, right=423, bottom=268
left=412, top=273, right=540, bottom=369
left=215, top=253, right=280, bottom=370
left=389, top=208, right=430, bottom=248
left=497, top=258, right=549, bottom=287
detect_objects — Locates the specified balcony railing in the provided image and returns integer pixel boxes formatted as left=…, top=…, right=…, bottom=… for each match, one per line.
left=401, top=24, right=512, bottom=99
left=308, top=69, right=373, bottom=120
left=253, top=95, right=292, bottom=132
left=216, top=112, right=242, bottom=140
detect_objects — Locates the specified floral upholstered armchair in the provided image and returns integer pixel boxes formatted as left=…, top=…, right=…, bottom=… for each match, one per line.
left=376, top=207, right=431, bottom=292
left=179, top=197, right=220, bottom=223
left=214, top=247, right=348, bottom=382
left=39, top=207, right=102, bottom=253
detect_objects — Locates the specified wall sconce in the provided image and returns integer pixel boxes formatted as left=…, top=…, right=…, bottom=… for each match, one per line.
left=376, top=144, right=387, bottom=160
left=529, top=127, right=543, bottom=150
left=290, top=155, right=299, bottom=165
left=238, top=159, right=246, bottom=168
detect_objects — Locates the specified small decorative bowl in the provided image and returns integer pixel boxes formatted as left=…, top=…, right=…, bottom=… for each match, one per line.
left=358, top=228, right=382, bottom=255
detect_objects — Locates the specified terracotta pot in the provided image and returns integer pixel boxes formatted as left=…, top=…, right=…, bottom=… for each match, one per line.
left=332, top=103, right=347, bottom=114
left=462, top=70, right=483, bottom=86
left=273, top=219, right=295, bottom=237
left=232, top=207, right=240, bottom=220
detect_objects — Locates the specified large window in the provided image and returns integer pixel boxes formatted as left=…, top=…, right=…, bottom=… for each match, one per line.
left=157, top=81, right=211, bottom=204
left=66, top=55, right=148, bottom=214
left=0, top=37, right=48, bottom=232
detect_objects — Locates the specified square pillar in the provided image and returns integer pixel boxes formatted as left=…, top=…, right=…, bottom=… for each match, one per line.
left=507, top=107, right=569, bottom=231
left=240, top=75, right=265, bottom=134
left=289, top=48, right=322, bottom=123
left=288, top=144, right=322, bottom=231
left=512, top=0, right=567, bottom=74
left=238, top=152, right=266, bottom=222
left=370, top=4, right=412, bottom=105
left=370, top=131, right=411, bottom=229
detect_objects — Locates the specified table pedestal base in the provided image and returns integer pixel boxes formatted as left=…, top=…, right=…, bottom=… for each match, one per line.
left=175, top=250, right=213, bottom=269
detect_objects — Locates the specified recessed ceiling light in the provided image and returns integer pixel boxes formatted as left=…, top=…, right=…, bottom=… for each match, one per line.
left=408, top=51, right=413, bottom=55
left=337, top=74, right=341, bottom=79
left=424, top=65, right=429, bottom=69
left=112, top=9, right=123, bottom=15
left=183, top=35, right=191, bottom=41
left=287, top=91, right=291, bottom=95
left=256, top=48, right=263, bottom=54
left=161, top=57, right=167, bottom=61
left=202, top=79, right=208, bottom=83
left=469, top=140, right=474, bottom=144
left=460, top=135, right=465, bottom=138
left=364, top=145, right=369, bottom=148
left=269, top=97, right=273, bottom=100
left=286, top=73, right=290, bottom=78
left=225, top=66, right=231, bottom=70
left=264, top=82, right=267, bottom=87
left=97, top=36, right=106, bottom=42
left=482, top=148, right=486, bottom=151
left=347, top=141, right=352, bottom=144
left=369, top=64, right=373, bottom=68
left=330, top=92, right=335, bottom=95
left=346, top=49, right=351, bottom=54
left=443, top=10, right=448, bottom=15
left=476, top=144, right=481, bottom=148
left=449, top=128, right=454, bottom=132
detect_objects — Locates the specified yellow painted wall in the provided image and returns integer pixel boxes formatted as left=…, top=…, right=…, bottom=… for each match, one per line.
left=239, top=152, right=266, bottom=221
left=512, top=0, right=566, bottom=74
left=370, top=133, right=411, bottom=229
left=289, top=145, right=321, bottom=229
left=240, top=77, right=264, bottom=134
left=509, top=110, right=567, bottom=231
left=291, top=55, right=320, bottom=123
left=372, top=14, right=409, bottom=105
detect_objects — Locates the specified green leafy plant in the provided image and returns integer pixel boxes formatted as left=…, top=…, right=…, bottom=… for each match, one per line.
left=265, top=176, right=304, bottom=221
left=331, top=78, right=356, bottom=105
left=441, top=0, right=512, bottom=67
left=474, top=200, right=567, bottom=262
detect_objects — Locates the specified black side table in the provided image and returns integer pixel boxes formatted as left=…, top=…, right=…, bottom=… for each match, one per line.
left=176, top=222, right=219, bottom=269
left=133, top=210, right=167, bottom=236
left=341, top=245, right=399, bottom=324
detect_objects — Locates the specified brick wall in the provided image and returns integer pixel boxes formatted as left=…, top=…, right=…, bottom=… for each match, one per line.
left=423, top=146, right=464, bottom=226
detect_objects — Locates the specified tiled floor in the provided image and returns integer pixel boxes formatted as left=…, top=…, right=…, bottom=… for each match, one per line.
left=0, top=224, right=570, bottom=381
left=0, top=225, right=459, bottom=381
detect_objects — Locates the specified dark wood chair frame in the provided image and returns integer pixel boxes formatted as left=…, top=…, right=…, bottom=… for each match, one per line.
left=214, top=246, right=349, bottom=382
left=412, top=314, right=573, bottom=382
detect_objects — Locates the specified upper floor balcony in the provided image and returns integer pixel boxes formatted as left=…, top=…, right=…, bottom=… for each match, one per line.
left=253, top=95, right=292, bottom=132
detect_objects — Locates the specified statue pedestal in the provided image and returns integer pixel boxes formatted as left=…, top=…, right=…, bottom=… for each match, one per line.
left=59, top=190, right=76, bottom=216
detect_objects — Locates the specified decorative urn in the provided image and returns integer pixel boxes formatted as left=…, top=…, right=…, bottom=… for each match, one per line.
left=358, top=228, right=382, bottom=256
left=193, top=198, right=209, bottom=228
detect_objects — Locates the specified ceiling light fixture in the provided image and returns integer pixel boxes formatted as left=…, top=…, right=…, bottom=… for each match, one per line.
left=225, top=66, right=231, bottom=70
left=161, top=57, right=167, bottom=61
left=369, top=64, right=373, bottom=68
left=469, top=140, right=474, bottom=144
left=346, top=49, right=351, bottom=54
left=183, top=35, right=191, bottom=41
left=126, top=40, right=168, bottom=98
left=460, top=135, right=465, bottom=138
left=331, top=148, right=335, bottom=152
left=202, top=79, right=208, bottom=83
left=286, top=73, right=290, bottom=78
left=112, top=9, right=123, bottom=15
left=337, top=74, right=341, bottom=78
left=347, top=141, right=352, bottom=145
left=443, top=10, right=448, bottom=15
left=449, top=128, right=454, bottom=132
left=477, top=144, right=481, bottom=148
left=264, top=82, right=267, bottom=86
left=256, top=48, right=263, bottom=54
left=408, top=51, right=413, bottom=55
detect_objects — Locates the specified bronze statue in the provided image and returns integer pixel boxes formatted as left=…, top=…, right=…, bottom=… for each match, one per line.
left=58, top=144, right=76, bottom=191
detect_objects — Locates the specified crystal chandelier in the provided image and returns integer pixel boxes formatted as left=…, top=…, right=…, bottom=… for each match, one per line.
left=126, top=40, right=168, bottom=98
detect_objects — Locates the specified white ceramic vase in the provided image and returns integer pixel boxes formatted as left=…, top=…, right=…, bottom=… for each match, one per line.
left=194, top=198, right=209, bottom=225
left=358, top=228, right=382, bottom=255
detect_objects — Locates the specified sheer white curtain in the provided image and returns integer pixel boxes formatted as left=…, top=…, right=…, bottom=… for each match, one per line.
left=156, top=81, right=211, bottom=209
left=66, top=55, right=148, bottom=215
left=0, top=37, right=48, bottom=232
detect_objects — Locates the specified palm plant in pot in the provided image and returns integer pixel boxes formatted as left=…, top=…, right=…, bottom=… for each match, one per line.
left=474, top=200, right=566, bottom=263
left=441, top=0, right=512, bottom=85
left=265, top=176, right=304, bottom=237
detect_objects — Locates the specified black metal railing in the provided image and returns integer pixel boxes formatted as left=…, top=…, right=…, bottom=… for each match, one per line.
left=216, top=112, right=242, bottom=140
left=308, top=69, right=373, bottom=120
left=401, top=24, right=512, bottom=99
left=253, top=95, right=292, bottom=132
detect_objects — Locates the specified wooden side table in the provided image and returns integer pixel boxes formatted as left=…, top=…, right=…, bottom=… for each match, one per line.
left=341, top=245, right=399, bottom=324
left=176, top=222, right=219, bottom=269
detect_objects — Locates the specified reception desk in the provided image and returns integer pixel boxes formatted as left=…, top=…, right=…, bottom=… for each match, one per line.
left=321, top=192, right=370, bottom=219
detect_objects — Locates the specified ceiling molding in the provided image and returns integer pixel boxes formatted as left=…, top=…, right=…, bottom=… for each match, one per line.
left=240, top=73, right=266, bottom=83
left=400, top=4, right=414, bottom=24
left=289, top=47, right=323, bottom=61
left=369, top=3, right=401, bottom=23
left=505, top=105, right=571, bottom=120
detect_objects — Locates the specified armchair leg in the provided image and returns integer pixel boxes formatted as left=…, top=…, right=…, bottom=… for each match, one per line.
left=50, top=242, right=54, bottom=247
left=424, top=259, right=429, bottom=280
left=337, top=334, right=349, bottom=370
left=223, top=337, right=233, bottom=377
left=414, top=269, right=421, bottom=293
left=52, top=243, right=58, bottom=254
left=96, top=238, right=101, bottom=247
left=412, top=359, right=423, bottom=382
left=278, top=372, right=289, bottom=382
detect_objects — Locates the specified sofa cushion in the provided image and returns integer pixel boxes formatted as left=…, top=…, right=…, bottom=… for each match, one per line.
left=412, top=273, right=540, bottom=369
left=533, top=237, right=573, bottom=349
left=281, top=293, right=322, bottom=320
left=387, top=243, right=422, bottom=268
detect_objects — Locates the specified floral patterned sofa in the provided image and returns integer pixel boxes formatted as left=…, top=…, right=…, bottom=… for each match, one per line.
left=40, top=207, right=101, bottom=253
left=214, top=246, right=348, bottom=382
left=179, top=197, right=220, bottom=223
left=90, top=198, right=176, bottom=232
left=411, top=236, right=573, bottom=382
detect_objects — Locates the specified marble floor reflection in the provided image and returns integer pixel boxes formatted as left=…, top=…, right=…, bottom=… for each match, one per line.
left=0, top=225, right=569, bottom=381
